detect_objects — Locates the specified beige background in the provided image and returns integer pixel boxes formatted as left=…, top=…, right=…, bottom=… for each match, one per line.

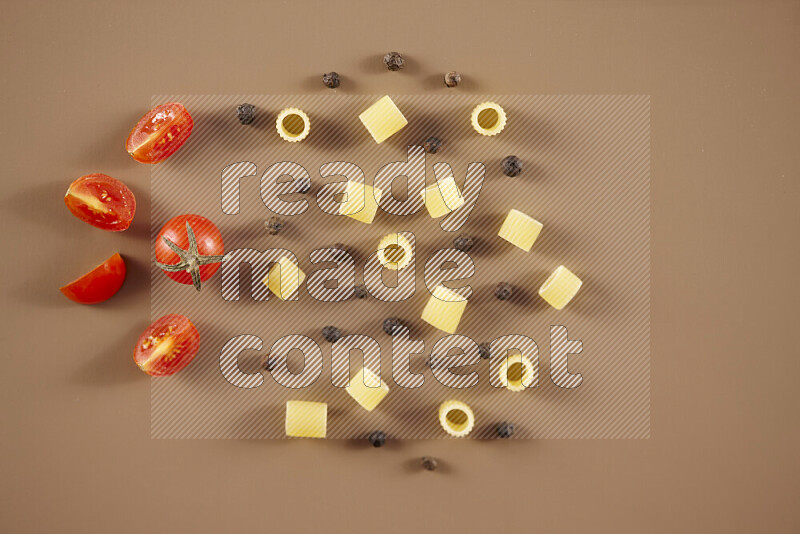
left=1, top=1, right=798, bottom=533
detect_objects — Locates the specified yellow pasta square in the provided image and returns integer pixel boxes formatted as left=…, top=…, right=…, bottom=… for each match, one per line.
left=339, top=181, right=382, bottom=224
left=498, top=209, right=543, bottom=252
left=538, top=265, right=582, bottom=310
left=285, top=401, right=327, bottom=438
left=345, top=366, right=390, bottom=412
left=420, top=177, right=465, bottom=218
left=421, top=285, right=467, bottom=334
left=359, top=95, right=408, bottom=144
left=263, top=256, right=306, bottom=300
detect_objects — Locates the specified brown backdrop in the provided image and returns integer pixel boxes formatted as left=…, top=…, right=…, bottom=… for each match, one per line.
left=1, top=1, right=798, bottom=533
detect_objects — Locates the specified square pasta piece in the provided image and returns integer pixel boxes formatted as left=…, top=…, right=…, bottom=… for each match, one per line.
left=421, top=285, right=467, bottom=334
left=538, top=265, right=582, bottom=310
left=345, top=366, right=390, bottom=411
left=339, top=181, right=382, bottom=224
left=359, top=95, right=408, bottom=144
left=285, top=401, right=327, bottom=438
left=498, top=209, right=543, bottom=252
left=263, top=256, right=306, bottom=300
left=420, top=176, right=465, bottom=218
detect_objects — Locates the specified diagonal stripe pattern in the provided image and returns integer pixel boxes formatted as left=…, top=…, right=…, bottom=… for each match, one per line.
left=149, top=94, right=650, bottom=439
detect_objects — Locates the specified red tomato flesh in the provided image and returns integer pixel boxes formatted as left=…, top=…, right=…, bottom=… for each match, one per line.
left=126, top=102, right=194, bottom=164
left=60, top=253, right=126, bottom=304
left=155, top=214, right=225, bottom=285
left=133, top=315, right=200, bottom=376
left=64, top=174, right=136, bottom=231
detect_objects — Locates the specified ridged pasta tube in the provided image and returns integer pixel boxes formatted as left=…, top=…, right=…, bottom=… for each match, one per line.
left=470, top=102, right=506, bottom=136
left=376, top=233, right=413, bottom=271
left=276, top=108, right=311, bottom=142
left=498, top=209, right=543, bottom=252
left=421, top=285, right=467, bottom=334
left=345, top=366, right=390, bottom=412
left=420, top=176, right=465, bottom=218
left=438, top=400, right=475, bottom=437
left=359, top=96, right=408, bottom=144
left=285, top=401, right=327, bottom=438
left=538, top=265, right=582, bottom=310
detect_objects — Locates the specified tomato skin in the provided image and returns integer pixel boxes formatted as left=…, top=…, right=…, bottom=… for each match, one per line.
left=133, top=315, right=200, bottom=376
left=155, top=214, right=224, bottom=285
left=126, top=103, right=193, bottom=164
left=64, top=174, right=136, bottom=231
left=60, top=253, right=126, bottom=304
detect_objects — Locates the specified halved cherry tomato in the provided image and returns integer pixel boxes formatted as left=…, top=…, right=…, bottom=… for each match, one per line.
left=64, top=174, right=136, bottom=231
left=155, top=214, right=225, bottom=288
left=126, top=102, right=194, bottom=164
left=133, top=314, right=200, bottom=376
left=60, top=253, right=126, bottom=304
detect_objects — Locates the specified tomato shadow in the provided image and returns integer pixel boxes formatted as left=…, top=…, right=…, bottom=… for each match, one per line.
left=74, top=109, right=144, bottom=169
left=119, top=181, right=152, bottom=240
left=1, top=180, right=83, bottom=238
left=70, top=322, right=147, bottom=386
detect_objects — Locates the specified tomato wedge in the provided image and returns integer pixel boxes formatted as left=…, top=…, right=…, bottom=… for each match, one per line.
left=64, top=174, right=136, bottom=231
left=60, top=253, right=126, bottom=304
left=133, top=315, right=200, bottom=376
left=126, top=102, right=194, bottom=164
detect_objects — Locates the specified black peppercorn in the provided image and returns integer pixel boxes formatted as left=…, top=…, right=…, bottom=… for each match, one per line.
left=383, top=317, right=404, bottom=336
left=236, top=103, right=256, bottom=125
left=495, top=282, right=513, bottom=300
left=322, top=71, right=340, bottom=89
left=321, top=326, right=342, bottom=343
left=501, top=155, right=523, bottom=177
left=423, top=136, right=442, bottom=154
left=444, top=71, right=461, bottom=88
left=260, top=353, right=277, bottom=372
left=497, top=422, right=515, bottom=439
left=478, top=343, right=491, bottom=360
left=383, top=51, right=405, bottom=71
left=368, top=430, right=386, bottom=447
left=421, top=457, right=438, bottom=471
left=353, top=285, right=368, bottom=299
left=295, top=177, right=311, bottom=194
left=265, top=216, right=283, bottom=235
left=453, top=235, right=474, bottom=252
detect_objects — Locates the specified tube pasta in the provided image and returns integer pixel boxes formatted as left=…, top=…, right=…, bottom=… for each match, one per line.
left=263, top=256, right=306, bottom=300
left=470, top=102, right=507, bottom=136
left=285, top=401, right=327, bottom=438
left=497, top=353, right=536, bottom=392
left=376, top=233, right=413, bottom=271
left=345, top=366, right=390, bottom=412
left=339, top=180, right=382, bottom=224
left=276, top=108, right=311, bottom=142
left=420, top=176, right=465, bottom=218
left=359, top=95, right=408, bottom=144
left=421, top=285, right=467, bottom=334
left=538, top=265, right=582, bottom=310
left=498, top=209, right=543, bottom=252
left=438, top=400, right=475, bottom=437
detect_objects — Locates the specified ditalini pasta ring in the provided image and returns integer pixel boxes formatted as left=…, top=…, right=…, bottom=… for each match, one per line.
left=276, top=107, right=311, bottom=142
left=438, top=400, right=475, bottom=438
left=470, top=101, right=507, bottom=136
left=538, top=265, right=583, bottom=310
left=376, top=233, right=413, bottom=271
left=497, top=353, right=537, bottom=392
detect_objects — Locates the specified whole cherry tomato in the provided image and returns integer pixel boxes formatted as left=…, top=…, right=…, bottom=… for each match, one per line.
left=133, top=314, right=200, bottom=376
left=60, top=253, right=126, bottom=304
left=126, top=102, right=194, bottom=164
left=154, top=214, right=226, bottom=291
left=64, top=174, right=136, bottom=231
